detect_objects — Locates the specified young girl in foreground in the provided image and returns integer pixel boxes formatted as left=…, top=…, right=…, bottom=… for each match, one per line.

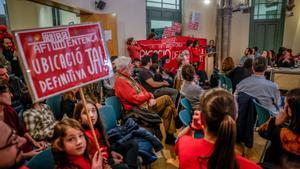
left=176, top=88, right=261, bottom=169
left=52, top=118, right=103, bottom=169
left=74, top=100, right=138, bottom=169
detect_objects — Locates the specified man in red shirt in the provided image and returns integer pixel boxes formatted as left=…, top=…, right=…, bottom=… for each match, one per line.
left=114, top=56, right=178, bottom=145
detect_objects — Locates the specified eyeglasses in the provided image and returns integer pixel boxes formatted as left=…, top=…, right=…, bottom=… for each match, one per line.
left=0, top=130, right=18, bottom=150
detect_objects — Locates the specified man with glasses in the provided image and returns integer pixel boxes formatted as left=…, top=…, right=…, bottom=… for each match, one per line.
left=0, top=121, right=28, bottom=169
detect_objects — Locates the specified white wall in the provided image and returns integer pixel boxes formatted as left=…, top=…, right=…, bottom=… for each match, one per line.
left=7, top=0, right=39, bottom=30
left=8, top=0, right=80, bottom=30
left=100, top=0, right=146, bottom=56
left=182, top=0, right=217, bottom=41
left=283, top=0, right=300, bottom=55
left=183, top=0, right=250, bottom=66
left=230, top=11, right=250, bottom=65
left=50, top=0, right=146, bottom=56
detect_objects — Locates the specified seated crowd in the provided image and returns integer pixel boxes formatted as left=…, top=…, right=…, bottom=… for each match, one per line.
left=0, top=32, right=300, bottom=169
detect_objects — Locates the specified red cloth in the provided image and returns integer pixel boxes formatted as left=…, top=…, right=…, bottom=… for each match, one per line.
left=115, top=72, right=152, bottom=111
left=175, top=136, right=261, bottom=169
left=68, top=155, right=91, bottom=169
left=0, top=25, right=7, bottom=32
left=191, top=47, right=200, bottom=63
left=85, top=129, right=109, bottom=159
left=198, top=54, right=205, bottom=71
left=127, top=44, right=142, bottom=61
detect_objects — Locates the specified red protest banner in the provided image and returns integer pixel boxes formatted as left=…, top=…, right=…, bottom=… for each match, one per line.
left=137, top=36, right=206, bottom=75
left=15, top=23, right=113, bottom=102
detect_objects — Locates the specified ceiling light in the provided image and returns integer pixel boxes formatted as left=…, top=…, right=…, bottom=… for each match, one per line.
left=204, top=0, right=211, bottom=5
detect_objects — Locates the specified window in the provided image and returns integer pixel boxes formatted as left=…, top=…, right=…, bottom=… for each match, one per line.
left=147, top=0, right=180, bottom=10
left=146, top=0, right=182, bottom=36
left=0, top=0, right=8, bottom=26
left=150, top=20, right=172, bottom=29
left=253, top=0, right=283, bottom=20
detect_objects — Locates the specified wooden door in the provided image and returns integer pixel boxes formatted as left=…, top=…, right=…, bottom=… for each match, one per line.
left=81, top=14, right=118, bottom=56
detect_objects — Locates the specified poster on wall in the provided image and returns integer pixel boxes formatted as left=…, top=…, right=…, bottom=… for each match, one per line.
left=14, top=23, right=113, bottom=102
left=188, top=11, right=200, bottom=30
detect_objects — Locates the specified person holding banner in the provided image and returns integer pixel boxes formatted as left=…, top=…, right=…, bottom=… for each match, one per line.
left=126, top=38, right=142, bottom=61
left=51, top=118, right=103, bottom=169
left=74, top=100, right=138, bottom=169
left=114, top=56, right=177, bottom=145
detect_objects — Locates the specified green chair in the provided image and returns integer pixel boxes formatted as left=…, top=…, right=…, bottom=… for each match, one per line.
left=179, top=109, right=203, bottom=139
left=218, top=74, right=233, bottom=92
left=252, top=99, right=275, bottom=127
left=180, top=98, right=192, bottom=112
left=46, top=94, right=63, bottom=120
left=105, top=96, right=123, bottom=120
left=218, top=74, right=227, bottom=89
left=98, top=105, right=117, bottom=131
left=179, top=109, right=192, bottom=126
left=26, top=148, right=55, bottom=169
left=223, top=75, right=233, bottom=93
left=252, top=99, right=275, bottom=163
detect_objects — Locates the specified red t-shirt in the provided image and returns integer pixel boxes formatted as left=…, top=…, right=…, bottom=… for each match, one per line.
left=191, top=47, right=200, bottom=63
left=175, top=135, right=261, bottom=169
left=85, top=129, right=109, bottom=159
left=68, top=155, right=91, bottom=169
left=198, top=54, right=205, bottom=71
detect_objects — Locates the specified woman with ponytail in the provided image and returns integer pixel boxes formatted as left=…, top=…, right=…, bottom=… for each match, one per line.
left=175, top=88, right=261, bottom=169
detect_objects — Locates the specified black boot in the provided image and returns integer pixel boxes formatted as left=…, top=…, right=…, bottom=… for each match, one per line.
left=165, top=133, right=176, bottom=145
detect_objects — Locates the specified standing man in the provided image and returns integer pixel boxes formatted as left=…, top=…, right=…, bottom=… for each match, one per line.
left=1, top=36, right=22, bottom=77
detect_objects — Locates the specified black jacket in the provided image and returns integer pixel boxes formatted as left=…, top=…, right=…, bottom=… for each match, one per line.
left=236, top=92, right=258, bottom=148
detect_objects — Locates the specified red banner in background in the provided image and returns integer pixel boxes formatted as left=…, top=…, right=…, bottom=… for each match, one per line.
left=15, top=23, right=113, bottom=102
left=137, top=36, right=206, bottom=75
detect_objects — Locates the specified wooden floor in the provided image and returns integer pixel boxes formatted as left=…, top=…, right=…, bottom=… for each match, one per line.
left=146, top=131, right=266, bottom=169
